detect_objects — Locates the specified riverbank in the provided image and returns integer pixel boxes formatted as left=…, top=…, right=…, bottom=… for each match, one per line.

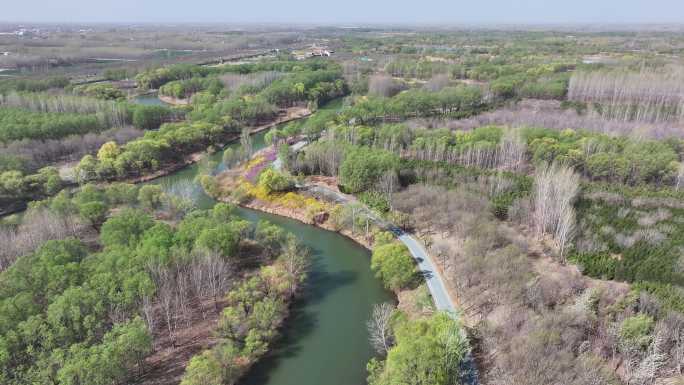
left=122, top=106, right=310, bottom=185
left=158, top=94, right=190, bottom=106
left=0, top=107, right=310, bottom=219
left=226, top=194, right=374, bottom=250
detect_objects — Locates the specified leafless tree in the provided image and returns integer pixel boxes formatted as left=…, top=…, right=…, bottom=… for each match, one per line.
left=0, top=208, right=87, bottom=270
left=676, top=163, right=684, bottom=190
left=279, top=236, right=311, bottom=298
left=152, top=266, right=176, bottom=342
left=203, top=251, right=232, bottom=311
left=220, top=71, right=283, bottom=91
left=533, top=163, right=580, bottom=261
left=368, top=74, right=402, bottom=97
left=417, top=98, right=684, bottom=140
left=367, top=302, right=395, bottom=355
left=424, top=74, right=450, bottom=92
left=240, top=127, right=253, bottom=158
left=141, top=294, right=156, bottom=335
left=568, top=67, right=684, bottom=125
left=375, top=170, right=399, bottom=209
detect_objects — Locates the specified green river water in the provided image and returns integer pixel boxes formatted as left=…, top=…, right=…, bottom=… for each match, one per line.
left=149, top=127, right=394, bottom=385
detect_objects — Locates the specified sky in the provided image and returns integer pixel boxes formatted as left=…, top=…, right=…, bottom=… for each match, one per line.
left=3, top=0, right=684, bottom=25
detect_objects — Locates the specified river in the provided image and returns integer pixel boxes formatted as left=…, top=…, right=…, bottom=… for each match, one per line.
left=133, top=92, right=170, bottom=106
left=4, top=99, right=393, bottom=384
left=149, top=125, right=394, bottom=385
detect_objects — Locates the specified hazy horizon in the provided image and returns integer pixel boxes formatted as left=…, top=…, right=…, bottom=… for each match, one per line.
left=3, top=0, right=684, bottom=25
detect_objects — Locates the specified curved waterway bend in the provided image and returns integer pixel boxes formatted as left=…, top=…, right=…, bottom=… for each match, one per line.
left=150, top=127, right=394, bottom=385
left=133, top=92, right=170, bottom=106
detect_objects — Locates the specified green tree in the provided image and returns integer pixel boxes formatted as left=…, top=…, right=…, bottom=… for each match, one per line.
left=371, top=242, right=416, bottom=291
left=138, top=185, right=165, bottom=210
left=97, top=141, right=121, bottom=162
left=100, top=209, right=154, bottom=248
left=339, top=147, right=399, bottom=193
left=132, top=105, right=170, bottom=130
left=258, top=168, right=293, bottom=194
left=369, top=312, right=468, bottom=385
left=196, top=224, right=240, bottom=257
left=181, top=342, right=242, bottom=385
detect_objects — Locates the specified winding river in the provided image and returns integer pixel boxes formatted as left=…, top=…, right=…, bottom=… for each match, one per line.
left=5, top=96, right=393, bottom=384
left=150, top=127, right=394, bottom=385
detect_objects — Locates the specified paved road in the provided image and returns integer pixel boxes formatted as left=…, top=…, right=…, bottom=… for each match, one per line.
left=305, top=184, right=455, bottom=311
left=265, top=147, right=480, bottom=383
left=396, top=232, right=454, bottom=311
left=303, top=183, right=479, bottom=384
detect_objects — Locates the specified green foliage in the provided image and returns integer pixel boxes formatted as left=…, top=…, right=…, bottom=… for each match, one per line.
left=100, top=208, right=155, bottom=248
left=103, top=68, right=132, bottom=81
left=633, top=282, right=684, bottom=314
left=195, top=223, right=240, bottom=256
left=180, top=342, right=241, bottom=385
left=0, top=166, right=63, bottom=206
left=135, top=64, right=211, bottom=90
left=1, top=201, right=286, bottom=383
left=57, top=317, right=152, bottom=385
left=73, top=184, right=110, bottom=223
left=359, top=191, right=390, bottom=212
left=569, top=253, right=618, bottom=280
left=0, top=76, right=69, bottom=94
left=160, top=77, right=223, bottom=99
left=341, top=85, right=484, bottom=124
left=523, top=127, right=680, bottom=185
left=258, top=168, right=294, bottom=194
left=373, top=231, right=396, bottom=247
left=137, top=184, right=165, bottom=210
left=255, top=220, right=287, bottom=257
left=104, top=183, right=138, bottom=205
left=132, top=105, right=172, bottom=130
left=0, top=106, right=106, bottom=143
left=368, top=312, right=468, bottom=385
left=73, top=83, right=125, bottom=100
left=340, top=146, right=399, bottom=193
left=571, top=185, right=684, bottom=309
left=371, top=242, right=417, bottom=291
left=620, top=314, right=654, bottom=349
left=182, top=234, right=309, bottom=385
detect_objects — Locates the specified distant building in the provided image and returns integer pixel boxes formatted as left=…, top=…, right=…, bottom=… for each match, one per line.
left=294, top=45, right=334, bottom=60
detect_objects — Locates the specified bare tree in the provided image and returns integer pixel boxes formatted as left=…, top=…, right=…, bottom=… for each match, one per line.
left=375, top=170, right=399, bottom=209
left=141, top=294, right=156, bottom=335
left=0, top=208, right=87, bottom=270
left=533, top=163, right=580, bottom=261
left=368, top=74, right=402, bottom=97
left=204, top=251, right=232, bottom=311
left=240, top=127, right=253, bottom=158
left=676, top=163, right=684, bottom=190
left=568, top=67, right=684, bottom=125
left=367, top=302, right=395, bottom=355
left=424, top=74, right=450, bottom=92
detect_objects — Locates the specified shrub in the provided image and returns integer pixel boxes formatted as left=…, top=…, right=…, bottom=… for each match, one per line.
left=339, top=147, right=399, bottom=193
left=371, top=242, right=416, bottom=291
left=257, top=169, right=293, bottom=194
left=620, top=314, right=654, bottom=349
left=137, top=185, right=165, bottom=210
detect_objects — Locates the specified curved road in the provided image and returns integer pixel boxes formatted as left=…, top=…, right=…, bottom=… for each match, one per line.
left=305, top=184, right=455, bottom=311
left=276, top=154, right=479, bottom=383
left=304, top=184, right=480, bottom=384
left=396, top=232, right=454, bottom=311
